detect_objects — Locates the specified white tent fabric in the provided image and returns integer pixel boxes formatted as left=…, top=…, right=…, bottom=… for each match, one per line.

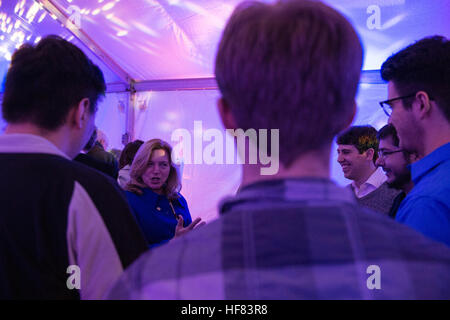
left=0, top=0, right=449, bottom=221
left=131, top=90, right=241, bottom=222
left=2, top=0, right=449, bottom=83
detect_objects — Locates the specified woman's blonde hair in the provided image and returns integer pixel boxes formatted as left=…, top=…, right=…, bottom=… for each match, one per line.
left=125, top=138, right=181, bottom=200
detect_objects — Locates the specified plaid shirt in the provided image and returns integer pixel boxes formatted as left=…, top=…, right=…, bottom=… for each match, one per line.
left=108, top=178, right=450, bottom=299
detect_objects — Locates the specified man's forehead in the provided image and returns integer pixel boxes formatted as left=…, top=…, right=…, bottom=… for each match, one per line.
left=379, top=137, right=396, bottom=150
left=387, top=81, right=399, bottom=99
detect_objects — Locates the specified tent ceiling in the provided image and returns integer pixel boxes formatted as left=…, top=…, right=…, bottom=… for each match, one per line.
left=0, top=0, right=449, bottom=91
left=323, top=0, right=450, bottom=70
left=51, top=0, right=243, bottom=82
left=0, top=0, right=123, bottom=87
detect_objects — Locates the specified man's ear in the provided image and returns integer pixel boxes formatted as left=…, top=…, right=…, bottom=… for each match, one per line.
left=408, top=152, right=419, bottom=163
left=217, top=97, right=237, bottom=130
left=365, top=148, right=375, bottom=161
left=414, top=91, right=432, bottom=120
left=73, top=98, right=91, bottom=129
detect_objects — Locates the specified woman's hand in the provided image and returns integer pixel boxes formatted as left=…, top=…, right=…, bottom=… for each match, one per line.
left=174, top=216, right=205, bottom=238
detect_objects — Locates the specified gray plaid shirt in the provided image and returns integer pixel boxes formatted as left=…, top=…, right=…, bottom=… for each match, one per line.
left=108, top=178, right=450, bottom=299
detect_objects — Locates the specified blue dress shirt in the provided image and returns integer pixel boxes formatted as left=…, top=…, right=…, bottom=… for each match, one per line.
left=396, top=142, right=450, bottom=246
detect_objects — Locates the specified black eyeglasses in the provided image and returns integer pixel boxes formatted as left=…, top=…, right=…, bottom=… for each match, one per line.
left=379, top=94, right=417, bottom=117
left=378, top=149, right=404, bottom=158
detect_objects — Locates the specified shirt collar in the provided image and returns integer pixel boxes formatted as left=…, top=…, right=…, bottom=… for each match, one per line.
left=351, top=166, right=386, bottom=190
left=365, top=166, right=386, bottom=188
left=0, top=133, right=70, bottom=159
left=410, top=142, right=450, bottom=184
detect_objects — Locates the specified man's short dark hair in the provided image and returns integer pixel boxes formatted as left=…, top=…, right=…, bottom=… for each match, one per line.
left=337, top=125, right=379, bottom=162
left=377, top=124, right=399, bottom=147
left=2, top=35, right=106, bottom=130
left=380, top=36, right=450, bottom=121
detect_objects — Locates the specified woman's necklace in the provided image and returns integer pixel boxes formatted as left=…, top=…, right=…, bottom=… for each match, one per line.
left=169, top=201, right=178, bottom=219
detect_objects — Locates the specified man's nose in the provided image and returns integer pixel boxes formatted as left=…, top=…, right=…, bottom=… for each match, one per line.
left=375, top=157, right=384, bottom=167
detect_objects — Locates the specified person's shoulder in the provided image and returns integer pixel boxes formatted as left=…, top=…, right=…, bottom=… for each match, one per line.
left=21, top=153, right=126, bottom=207
left=105, top=151, right=119, bottom=166
left=340, top=201, right=450, bottom=262
left=125, top=188, right=160, bottom=204
left=75, top=153, right=117, bottom=177
left=396, top=195, right=449, bottom=227
left=401, top=191, right=449, bottom=212
left=124, top=186, right=145, bottom=196
left=124, top=189, right=145, bottom=201
left=176, top=193, right=188, bottom=204
left=62, top=160, right=130, bottom=210
left=417, top=175, right=450, bottom=202
left=22, top=153, right=112, bottom=185
left=70, top=159, right=117, bottom=183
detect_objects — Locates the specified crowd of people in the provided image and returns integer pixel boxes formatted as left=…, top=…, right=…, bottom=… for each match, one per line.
left=0, top=0, right=449, bottom=300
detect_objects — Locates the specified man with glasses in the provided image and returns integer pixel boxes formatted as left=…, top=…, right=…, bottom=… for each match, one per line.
left=375, top=124, right=417, bottom=218
left=380, top=36, right=450, bottom=246
left=337, top=125, right=400, bottom=215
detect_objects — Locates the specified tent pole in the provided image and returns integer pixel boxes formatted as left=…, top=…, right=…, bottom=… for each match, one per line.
left=123, top=81, right=136, bottom=146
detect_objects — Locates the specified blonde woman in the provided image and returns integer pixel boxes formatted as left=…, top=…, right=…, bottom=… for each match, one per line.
left=125, top=139, right=203, bottom=248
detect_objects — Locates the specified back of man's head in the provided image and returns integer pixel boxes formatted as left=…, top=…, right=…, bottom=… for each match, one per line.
left=337, top=125, right=379, bottom=163
left=215, top=0, right=363, bottom=167
left=381, top=36, right=450, bottom=122
left=2, top=35, right=106, bottom=131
